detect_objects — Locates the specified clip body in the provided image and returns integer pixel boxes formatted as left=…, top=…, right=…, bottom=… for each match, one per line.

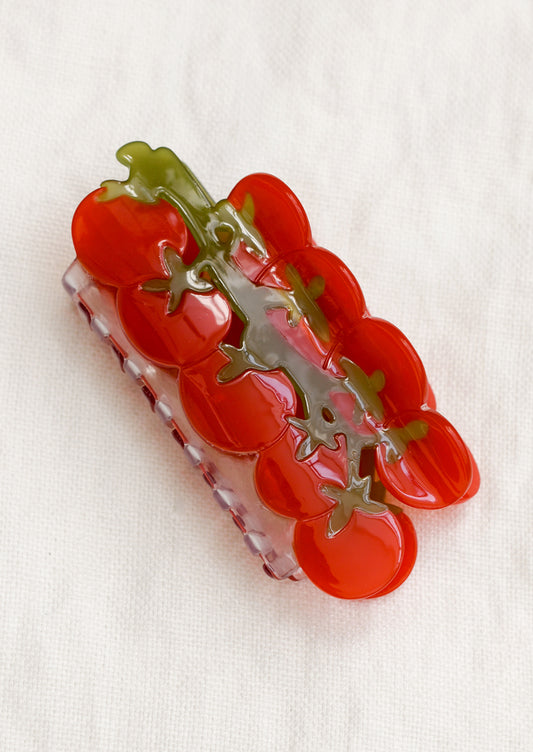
left=64, top=142, right=479, bottom=599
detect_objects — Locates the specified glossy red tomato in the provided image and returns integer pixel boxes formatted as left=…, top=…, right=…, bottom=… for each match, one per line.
left=293, top=507, right=409, bottom=599
left=375, top=408, right=476, bottom=509
left=254, top=425, right=347, bottom=519
left=329, top=317, right=429, bottom=422
left=179, top=349, right=297, bottom=454
left=227, top=173, right=312, bottom=281
left=72, top=189, right=197, bottom=287
left=73, top=189, right=232, bottom=370
left=117, top=285, right=232, bottom=368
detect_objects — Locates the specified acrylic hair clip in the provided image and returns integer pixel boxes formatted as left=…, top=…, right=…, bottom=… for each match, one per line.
left=63, top=142, right=479, bottom=599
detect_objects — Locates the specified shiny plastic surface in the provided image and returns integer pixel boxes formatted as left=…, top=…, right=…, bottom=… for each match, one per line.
left=67, top=141, right=479, bottom=600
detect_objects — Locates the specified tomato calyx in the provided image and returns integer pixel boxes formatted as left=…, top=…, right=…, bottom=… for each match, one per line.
left=142, top=246, right=214, bottom=313
left=288, top=410, right=341, bottom=458
left=322, top=474, right=387, bottom=537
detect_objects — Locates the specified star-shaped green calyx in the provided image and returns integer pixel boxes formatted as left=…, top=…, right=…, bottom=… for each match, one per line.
left=288, top=411, right=340, bottom=459
left=216, top=343, right=270, bottom=382
left=322, top=475, right=388, bottom=537
left=142, top=247, right=213, bottom=313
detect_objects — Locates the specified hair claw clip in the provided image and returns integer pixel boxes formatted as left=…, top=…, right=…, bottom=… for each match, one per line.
left=64, top=142, right=479, bottom=599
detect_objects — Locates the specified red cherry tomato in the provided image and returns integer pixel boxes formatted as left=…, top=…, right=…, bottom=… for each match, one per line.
left=228, top=173, right=312, bottom=281
left=254, top=425, right=346, bottom=519
left=375, top=409, right=475, bottom=509
left=329, top=317, right=429, bottom=422
left=257, top=247, right=367, bottom=361
left=293, top=508, right=407, bottom=599
left=117, top=285, right=232, bottom=368
left=179, top=349, right=297, bottom=454
left=72, top=189, right=196, bottom=287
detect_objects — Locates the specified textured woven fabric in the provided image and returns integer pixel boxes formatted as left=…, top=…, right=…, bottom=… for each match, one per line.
left=1, top=1, right=532, bottom=750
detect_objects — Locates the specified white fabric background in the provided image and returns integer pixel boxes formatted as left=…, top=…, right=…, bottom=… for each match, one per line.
left=1, top=1, right=532, bottom=750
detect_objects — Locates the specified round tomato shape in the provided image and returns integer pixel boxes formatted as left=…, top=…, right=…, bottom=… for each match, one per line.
left=72, top=189, right=196, bottom=287
left=293, top=507, right=407, bottom=599
left=254, top=425, right=347, bottom=519
left=329, top=317, right=429, bottom=423
left=117, top=285, right=232, bottom=368
left=227, top=173, right=312, bottom=281
left=375, top=408, right=475, bottom=509
left=179, top=349, right=297, bottom=454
